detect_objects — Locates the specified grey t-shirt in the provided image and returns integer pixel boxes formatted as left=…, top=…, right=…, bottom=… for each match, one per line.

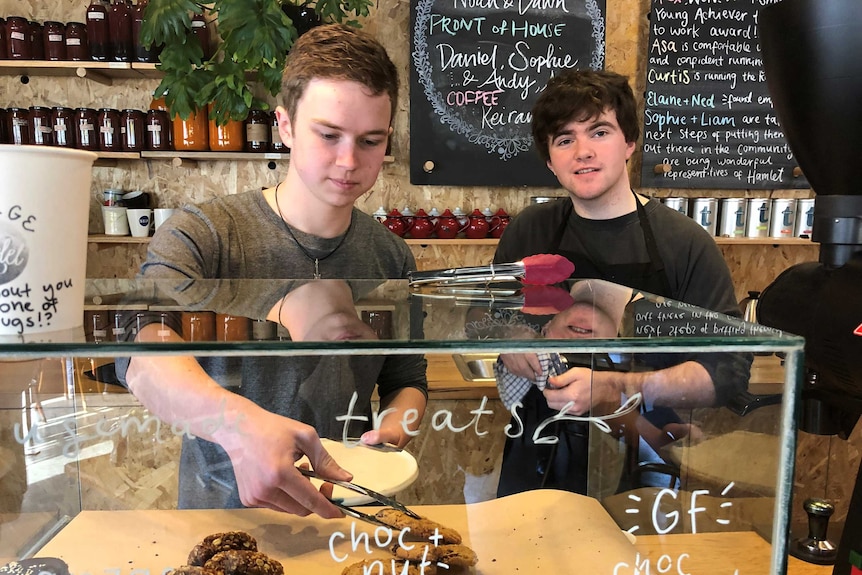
left=123, top=190, right=427, bottom=509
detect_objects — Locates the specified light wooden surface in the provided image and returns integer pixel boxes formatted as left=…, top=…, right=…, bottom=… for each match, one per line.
left=38, top=490, right=638, bottom=574
left=635, top=532, right=832, bottom=575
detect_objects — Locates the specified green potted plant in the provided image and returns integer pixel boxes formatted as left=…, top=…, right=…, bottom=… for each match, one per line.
left=140, top=0, right=373, bottom=125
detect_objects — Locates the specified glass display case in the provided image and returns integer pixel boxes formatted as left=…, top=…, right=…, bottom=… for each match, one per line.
left=0, top=278, right=805, bottom=575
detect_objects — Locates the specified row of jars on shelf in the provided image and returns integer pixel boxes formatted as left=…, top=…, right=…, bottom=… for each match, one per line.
left=1, top=0, right=172, bottom=63
left=373, top=207, right=511, bottom=240
left=0, top=105, right=287, bottom=153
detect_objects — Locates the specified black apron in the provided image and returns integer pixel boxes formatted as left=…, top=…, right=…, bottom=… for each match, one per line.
left=497, top=192, right=673, bottom=497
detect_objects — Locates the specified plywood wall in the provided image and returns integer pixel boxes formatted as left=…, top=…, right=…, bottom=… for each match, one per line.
left=1, top=0, right=859, bottom=536
left=0, top=0, right=818, bottom=297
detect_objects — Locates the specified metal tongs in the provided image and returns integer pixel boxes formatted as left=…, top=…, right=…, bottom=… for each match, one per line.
left=297, top=467, right=421, bottom=527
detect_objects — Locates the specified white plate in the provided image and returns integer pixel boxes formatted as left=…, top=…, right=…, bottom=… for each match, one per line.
left=297, top=438, right=418, bottom=505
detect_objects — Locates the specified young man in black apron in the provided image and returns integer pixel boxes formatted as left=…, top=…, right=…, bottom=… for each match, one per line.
left=492, top=70, right=750, bottom=496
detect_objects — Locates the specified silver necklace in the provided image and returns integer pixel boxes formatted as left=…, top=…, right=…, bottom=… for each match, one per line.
left=273, top=183, right=353, bottom=279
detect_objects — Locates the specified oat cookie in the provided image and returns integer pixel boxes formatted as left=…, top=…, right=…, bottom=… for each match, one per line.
left=341, top=559, right=433, bottom=575
left=188, top=531, right=258, bottom=566
left=204, top=550, right=283, bottom=575
left=373, top=509, right=462, bottom=545
left=165, top=566, right=219, bottom=575
left=434, top=544, right=478, bottom=567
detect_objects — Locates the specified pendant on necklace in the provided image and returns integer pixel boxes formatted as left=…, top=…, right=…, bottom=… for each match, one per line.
left=313, top=259, right=321, bottom=279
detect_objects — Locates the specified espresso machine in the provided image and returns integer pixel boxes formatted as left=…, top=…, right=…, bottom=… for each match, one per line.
left=756, top=1, right=862, bottom=573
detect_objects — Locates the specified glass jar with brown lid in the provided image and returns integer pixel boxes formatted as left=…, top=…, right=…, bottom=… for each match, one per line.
left=108, top=0, right=132, bottom=61
left=6, top=17, right=31, bottom=59
left=121, top=108, right=145, bottom=151
left=172, top=108, right=209, bottom=151
left=65, top=22, right=89, bottom=61
left=75, top=107, right=99, bottom=150
left=0, top=109, right=7, bottom=144
left=244, top=109, right=270, bottom=152
left=28, top=106, right=53, bottom=146
left=145, top=109, right=171, bottom=151
left=7, top=107, right=29, bottom=145
left=207, top=104, right=244, bottom=151
left=0, top=18, right=7, bottom=59
left=43, top=21, right=65, bottom=60
left=98, top=108, right=121, bottom=151
left=270, top=110, right=287, bottom=152
left=52, top=107, right=76, bottom=147
left=28, top=21, right=44, bottom=60
left=86, top=0, right=110, bottom=60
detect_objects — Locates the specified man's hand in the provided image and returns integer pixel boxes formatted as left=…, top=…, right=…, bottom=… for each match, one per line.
left=221, top=408, right=353, bottom=518
left=542, top=367, right=623, bottom=415
left=499, top=353, right=542, bottom=379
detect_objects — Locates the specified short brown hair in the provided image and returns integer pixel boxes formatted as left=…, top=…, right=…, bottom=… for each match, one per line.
left=281, top=24, right=398, bottom=125
left=531, top=70, right=639, bottom=163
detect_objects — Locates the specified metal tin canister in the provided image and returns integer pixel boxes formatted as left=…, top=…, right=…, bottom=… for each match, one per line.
left=746, top=198, right=772, bottom=238
left=794, top=198, right=815, bottom=237
left=663, top=197, right=689, bottom=216
left=769, top=198, right=797, bottom=239
left=691, top=198, right=718, bottom=236
left=719, top=198, right=748, bottom=238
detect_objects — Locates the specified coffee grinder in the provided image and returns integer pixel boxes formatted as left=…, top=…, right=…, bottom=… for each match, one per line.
left=756, top=1, right=862, bottom=573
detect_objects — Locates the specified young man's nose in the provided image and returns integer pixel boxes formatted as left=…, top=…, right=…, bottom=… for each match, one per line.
left=335, top=142, right=358, bottom=169
left=573, top=139, right=595, bottom=160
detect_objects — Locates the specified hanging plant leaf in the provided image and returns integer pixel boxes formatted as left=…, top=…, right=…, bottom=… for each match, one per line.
left=143, top=0, right=373, bottom=125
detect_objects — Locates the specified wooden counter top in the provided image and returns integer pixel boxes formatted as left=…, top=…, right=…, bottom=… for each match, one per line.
left=38, top=490, right=637, bottom=574
left=635, top=531, right=832, bottom=575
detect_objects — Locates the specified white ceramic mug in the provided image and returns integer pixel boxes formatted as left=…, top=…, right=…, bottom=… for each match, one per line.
left=102, top=205, right=130, bottom=236
left=126, top=208, right=153, bottom=237
left=153, top=208, right=176, bottom=230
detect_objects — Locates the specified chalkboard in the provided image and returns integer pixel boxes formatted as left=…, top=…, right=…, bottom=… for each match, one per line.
left=410, top=0, right=606, bottom=187
left=640, top=0, right=810, bottom=190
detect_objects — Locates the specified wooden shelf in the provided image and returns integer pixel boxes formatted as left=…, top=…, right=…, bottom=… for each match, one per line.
left=0, top=60, right=160, bottom=85
left=713, top=237, right=813, bottom=245
left=404, top=238, right=500, bottom=246
left=88, top=234, right=151, bottom=245
left=87, top=235, right=814, bottom=247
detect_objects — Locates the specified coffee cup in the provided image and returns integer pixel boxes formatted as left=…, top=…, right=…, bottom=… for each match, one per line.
left=102, top=205, right=130, bottom=236
left=153, top=208, right=176, bottom=230
left=122, top=190, right=150, bottom=208
left=126, top=208, right=153, bottom=237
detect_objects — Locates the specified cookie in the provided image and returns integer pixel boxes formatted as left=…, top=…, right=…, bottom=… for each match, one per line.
left=188, top=531, right=258, bottom=566
left=435, top=544, right=478, bottom=567
left=204, top=550, right=283, bottom=575
left=165, top=566, right=219, bottom=575
left=373, top=509, right=462, bottom=545
left=389, top=541, right=477, bottom=568
left=341, top=559, right=433, bottom=575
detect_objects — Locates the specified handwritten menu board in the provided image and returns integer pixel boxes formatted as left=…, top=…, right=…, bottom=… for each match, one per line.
left=640, top=0, right=809, bottom=190
left=410, top=0, right=606, bottom=186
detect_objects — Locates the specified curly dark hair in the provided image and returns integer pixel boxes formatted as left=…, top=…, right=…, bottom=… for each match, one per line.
left=280, top=24, right=398, bottom=125
left=531, top=70, right=639, bottom=163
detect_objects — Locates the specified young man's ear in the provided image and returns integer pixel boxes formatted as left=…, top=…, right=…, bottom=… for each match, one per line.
left=275, top=106, right=293, bottom=148
left=625, top=140, right=636, bottom=160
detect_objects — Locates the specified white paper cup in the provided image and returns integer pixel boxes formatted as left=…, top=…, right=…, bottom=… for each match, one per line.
left=102, top=206, right=130, bottom=236
left=153, top=208, right=176, bottom=230
left=0, top=145, right=97, bottom=336
left=127, top=208, right=153, bottom=237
